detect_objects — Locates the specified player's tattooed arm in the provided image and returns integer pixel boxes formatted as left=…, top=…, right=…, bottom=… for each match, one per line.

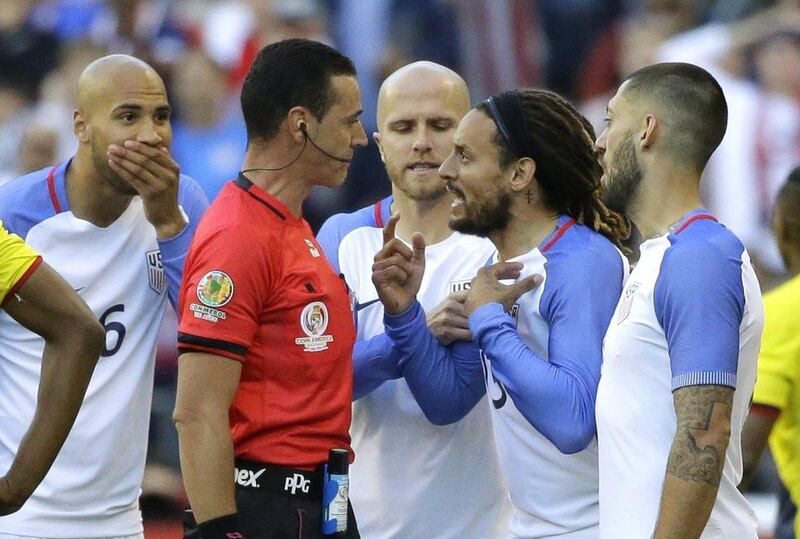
left=652, top=384, right=734, bottom=539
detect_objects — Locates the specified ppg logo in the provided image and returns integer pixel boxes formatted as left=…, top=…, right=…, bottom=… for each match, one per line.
left=234, top=467, right=265, bottom=488
left=284, top=473, right=311, bottom=495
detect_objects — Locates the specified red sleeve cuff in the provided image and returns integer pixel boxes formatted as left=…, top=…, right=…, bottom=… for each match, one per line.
left=751, top=403, right=781, bottom=419
left=3, top=256, right=43, bottom=306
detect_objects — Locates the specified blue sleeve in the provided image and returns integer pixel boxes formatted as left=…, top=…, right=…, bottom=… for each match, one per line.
left=352, top=333, right=403, bottom=400
left=158, top=175, right=209, bottom=309
left=318, top=207, right=404, bottom=399
left=384, top=301, right=486, bottom=425
left=470, top=250, right=623, bottom=454
left=655, top=237, right=744, bottom=391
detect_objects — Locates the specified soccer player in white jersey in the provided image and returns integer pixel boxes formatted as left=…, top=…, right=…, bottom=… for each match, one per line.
left=371, top=88, right=629, bottom=538
left=0, top=225, right=104, bottom=516
left=316, top=62, right=511, bottom=539
left=594, top=62, right=763, bottom=538
left=0, top=55, right=207, bottom=538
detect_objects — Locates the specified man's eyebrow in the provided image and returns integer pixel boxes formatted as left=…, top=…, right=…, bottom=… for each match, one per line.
left=111, top=103, right=172, bottom=114
left=428, top=117, right=456, bottom=125
left=111, top=103, right=143, bottom=113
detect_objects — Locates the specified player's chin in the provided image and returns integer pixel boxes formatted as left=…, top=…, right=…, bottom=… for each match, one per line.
left=107, top=172, right=139, bottom=196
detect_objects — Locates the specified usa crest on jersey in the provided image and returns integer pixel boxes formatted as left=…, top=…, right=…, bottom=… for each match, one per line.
left=145, top=249, right=166, bottom=294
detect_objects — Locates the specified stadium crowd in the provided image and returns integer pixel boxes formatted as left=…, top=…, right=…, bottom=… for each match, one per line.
left=1, top=0, right=799, bottom=538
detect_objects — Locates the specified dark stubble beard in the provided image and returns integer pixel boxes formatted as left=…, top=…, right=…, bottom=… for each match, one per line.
left=602, top=137, right=643, bottom=216
left=449, top=190, right=512, bottom=237
left=91, top=139, right=139, bottom=196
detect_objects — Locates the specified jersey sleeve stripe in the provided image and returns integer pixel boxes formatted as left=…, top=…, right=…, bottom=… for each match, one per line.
left=47, top=166, right=63, bottom=213
left=541, top=218, right=576, bottom=253
left=673, top=213, right=717, bottom=235
left=373, top=201, right=384, bottom=228
left=750, top=403, right=781, bottom=419
left=671, top=371, right=737, bottom=391
left=2, top=256, right=42, bottom=305
left=177, top=332, right=248, bottom=357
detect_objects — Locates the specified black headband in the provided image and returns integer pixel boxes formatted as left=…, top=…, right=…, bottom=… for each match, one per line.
left=482, top=92, right=535, bottom=160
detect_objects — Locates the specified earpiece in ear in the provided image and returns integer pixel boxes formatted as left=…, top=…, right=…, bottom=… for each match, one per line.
left=297, top=121, right=307, bottom=132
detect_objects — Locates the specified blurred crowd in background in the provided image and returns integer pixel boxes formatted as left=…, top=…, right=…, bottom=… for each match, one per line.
left=2, top=0, right=798, bottom=534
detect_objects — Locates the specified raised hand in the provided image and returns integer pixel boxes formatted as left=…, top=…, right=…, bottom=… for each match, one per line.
left=464, top=261, right=542, bottom=316
left=427, top=290, right=472, bottom=345
left=371, top=213, right=426, bottom=315
left=107, top=141, right=186, bottom=239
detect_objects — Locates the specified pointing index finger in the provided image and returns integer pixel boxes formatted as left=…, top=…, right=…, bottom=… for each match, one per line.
left=383, top=212, right=400, bottom=246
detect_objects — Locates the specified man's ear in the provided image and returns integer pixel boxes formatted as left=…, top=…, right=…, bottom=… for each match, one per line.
left=640, top=114, right=657, bottom=149
left=74, top=109, right=89, bottom=142
left=509, top=157, right=536, bottom=193
left=288, top=106, right=310, bottom=143
left=373, top=132, right=385, bottom=163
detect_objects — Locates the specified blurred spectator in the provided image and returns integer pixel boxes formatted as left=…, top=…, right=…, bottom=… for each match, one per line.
left=0, top=0, right=61, bottom=99
left=34, top=41, right=108, bottom=164
left=0, top=0, right=61, bottom=175
left=201, top=0, right=331, bottom=86
left=170, top=48, right=246, bottom=201
left=453, top=0, right=543, bottom=101
left=658, top=3, right=800, bottom=281
left=577, top=0, right=702, bottom=131
left=0, top=122, right=58, bottom=185
left=740, top=168, right=800, bottom=539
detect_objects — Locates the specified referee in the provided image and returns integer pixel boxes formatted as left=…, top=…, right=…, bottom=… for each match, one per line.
left=173, top=39, right=367, bottom=539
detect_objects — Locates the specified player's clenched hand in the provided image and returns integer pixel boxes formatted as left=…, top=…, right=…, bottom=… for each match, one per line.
left=464, top=262, right=542, bottom=316
left=0, top=476, right=26, bottom=516
left=371, top=213, right=426, bottom=315
left=427, top=291, right=472, bottom=345
left=107, top=141, right=186, bottom=240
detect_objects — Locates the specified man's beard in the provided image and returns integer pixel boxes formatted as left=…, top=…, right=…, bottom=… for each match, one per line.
left=449, top=189, right=512, bottom=237
left=92, top=143, right=138, bottom=196
left=602, top=137, right=643, bottom=216
left=391, top=169, right=449, bottom=202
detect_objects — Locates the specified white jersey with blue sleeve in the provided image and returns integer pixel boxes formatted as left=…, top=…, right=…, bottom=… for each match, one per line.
left=0, top=160, right=207, bottom=537
left=466, top=216, right=627, bottom=538
left=596, top=210, right=763, bottom=539
left=318, top=197, right=511, bottom=539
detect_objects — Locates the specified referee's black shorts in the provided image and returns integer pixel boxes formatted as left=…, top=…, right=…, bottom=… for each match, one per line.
left=184, top=460, right=360, bottom=539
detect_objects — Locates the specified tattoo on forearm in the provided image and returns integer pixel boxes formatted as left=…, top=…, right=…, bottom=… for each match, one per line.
left=666, top=385, right=733, bottom=486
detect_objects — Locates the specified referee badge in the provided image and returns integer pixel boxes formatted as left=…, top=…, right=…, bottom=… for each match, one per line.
left=296, top=301, right=334, bottom=352
left=197, top=270, right=234, bottom=307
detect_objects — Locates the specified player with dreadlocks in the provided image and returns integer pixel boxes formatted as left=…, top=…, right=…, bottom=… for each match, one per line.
left=369, top=87, right=628, bottom=537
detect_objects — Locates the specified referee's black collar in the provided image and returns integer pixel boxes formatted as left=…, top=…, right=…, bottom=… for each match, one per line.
left=235, top=173, right=287, bottom=221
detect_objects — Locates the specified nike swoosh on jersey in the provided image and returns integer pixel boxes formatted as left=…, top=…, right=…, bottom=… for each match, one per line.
left=355, top=298, right=381, bottom=311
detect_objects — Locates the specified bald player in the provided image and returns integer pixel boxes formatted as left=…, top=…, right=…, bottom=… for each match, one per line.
left=317, top=62, right=510, bottom=539
left=0, top=55, right=207, bottom=538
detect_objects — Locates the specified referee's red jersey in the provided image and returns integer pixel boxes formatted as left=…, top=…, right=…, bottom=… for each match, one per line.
left=177, top=175, right=356, bottom=468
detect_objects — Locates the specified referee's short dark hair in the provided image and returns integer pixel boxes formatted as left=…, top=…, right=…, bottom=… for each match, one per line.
left=241, top=38, right=357, bottom=144
left=621, top=62, right=728, bottom=171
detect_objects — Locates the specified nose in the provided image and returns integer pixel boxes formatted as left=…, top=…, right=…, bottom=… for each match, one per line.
left=352, top=121, right=368, bottom=148
left=595, top=128, right=607, bottom=153
left=137, top=119, right=163, bottom=146
left=413, top=127, right=432, bottom=153
left=438, top=151, right=457, bottom=182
